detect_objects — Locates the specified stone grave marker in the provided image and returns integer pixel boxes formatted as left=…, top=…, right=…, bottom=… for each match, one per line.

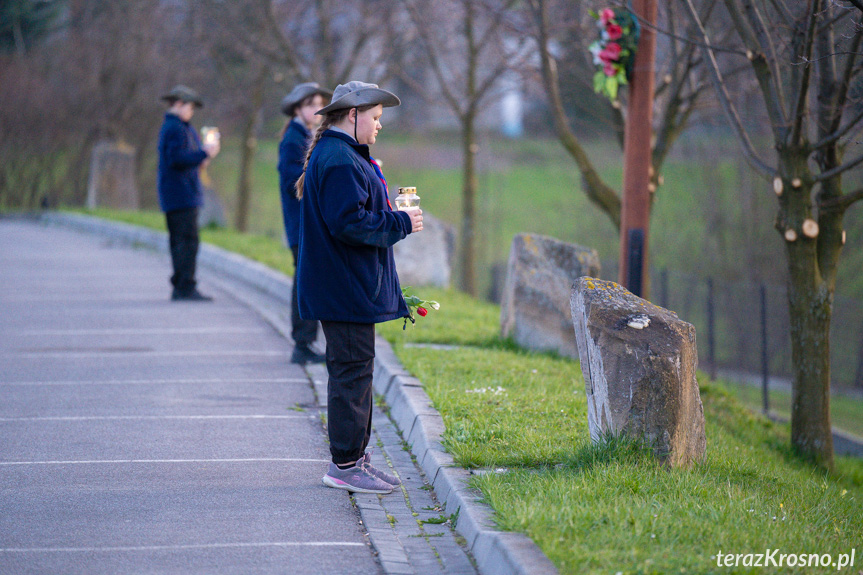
left=86, top=141, right=138, bottom=210
left=501, top=233, right=600, bottom=357
left=571, top=277, right=706, bottom=468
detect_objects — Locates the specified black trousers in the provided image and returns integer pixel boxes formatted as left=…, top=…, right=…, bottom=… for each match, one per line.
left=320, top=321, right=375, bottom=465
left=290, top=245, right=318, bottom=347
left=166, top=207, right=199, bottom=295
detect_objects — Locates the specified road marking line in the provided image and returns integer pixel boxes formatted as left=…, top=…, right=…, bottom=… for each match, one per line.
left=0, top=378, right=308, bottom=386
left=0, top=541, right=365, bottom=553
left=2, top=350, right=287, bottom=358
left=0, top=415, right=309, bottom=422
left=12, top=327, right=269, bottom=336
left=0, top=458, right=329, bottom=466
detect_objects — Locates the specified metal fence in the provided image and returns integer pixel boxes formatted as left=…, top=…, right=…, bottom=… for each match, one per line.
left=598, top=263, right=863, bottom=390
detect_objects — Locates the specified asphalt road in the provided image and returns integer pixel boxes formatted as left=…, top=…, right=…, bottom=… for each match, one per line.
left=0, top=220, right=381, bottom=574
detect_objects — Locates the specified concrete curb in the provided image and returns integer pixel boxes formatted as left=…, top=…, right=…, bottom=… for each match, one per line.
left=40, top=211, right=559, bottom=575
left=373, top=336, right=558, bottom=575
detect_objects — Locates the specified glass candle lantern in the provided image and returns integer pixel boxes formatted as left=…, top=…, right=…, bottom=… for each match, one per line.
left=394, top=187, right=420, bottom=211
left=201, top=126, right=220, bottom=145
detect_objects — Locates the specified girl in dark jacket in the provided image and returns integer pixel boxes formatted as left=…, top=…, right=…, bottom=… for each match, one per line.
left=277, top=82, right=332, bottom=364
left=295, top=81, right=423, bottom=494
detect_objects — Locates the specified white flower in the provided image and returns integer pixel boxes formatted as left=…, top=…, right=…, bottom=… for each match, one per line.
left=589, top=42, right=603, bottom=66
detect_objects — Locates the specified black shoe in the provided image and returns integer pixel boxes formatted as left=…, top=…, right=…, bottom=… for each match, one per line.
left=291, top=345, right=326, bottom=364
left=172, top=289, right=213, bottom=302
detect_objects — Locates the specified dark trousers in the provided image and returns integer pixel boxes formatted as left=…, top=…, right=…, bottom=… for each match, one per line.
left=166, top=207, right=199, bottom=295
left=320, top=321, right=376, bottom=465
left=290, top=245, right=318, bottom=347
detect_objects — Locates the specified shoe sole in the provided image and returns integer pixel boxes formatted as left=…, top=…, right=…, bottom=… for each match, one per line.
left=322, top=475, right=392, bottom=494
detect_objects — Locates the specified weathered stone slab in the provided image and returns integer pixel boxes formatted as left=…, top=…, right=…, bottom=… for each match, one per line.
left=393, top=211, right=454, bottom=287
left=571, top=277, right=706, bottom=468
left=501, top=233, right=600, bottom=357
left=198, top=187, right=227, bottom=228
left=86, top=141, right=138, bottom=210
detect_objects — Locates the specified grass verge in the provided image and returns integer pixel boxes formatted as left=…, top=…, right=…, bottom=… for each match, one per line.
left=69, top=207, right=295, bottom=277
left=75, top=209, right=863, bottom=574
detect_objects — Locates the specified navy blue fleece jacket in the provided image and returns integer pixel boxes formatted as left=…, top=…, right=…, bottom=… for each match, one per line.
left=157, top=113, right=208, bottom=213
left=277, top=119, right=309, bottom=248
left=296, top=130, right=412, bottom=323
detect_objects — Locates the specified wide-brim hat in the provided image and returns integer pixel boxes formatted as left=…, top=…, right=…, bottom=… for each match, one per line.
left=161, top=85, right=204, bottom=108
left=281, top=82, right=333, bottom=116
left=315, top=81, right=400, bottom=115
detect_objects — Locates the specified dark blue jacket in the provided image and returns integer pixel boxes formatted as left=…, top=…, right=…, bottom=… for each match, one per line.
left=157, top=113, right=208, bottom=213
left=297, top=130, right=412, bottom=323
left=277, top=119, right=309, bottom=248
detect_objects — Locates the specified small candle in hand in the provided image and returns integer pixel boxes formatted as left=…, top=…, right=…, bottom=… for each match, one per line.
left=202, top=126, right=220, bottom=145
left=394, top=187, right=420, bottom=211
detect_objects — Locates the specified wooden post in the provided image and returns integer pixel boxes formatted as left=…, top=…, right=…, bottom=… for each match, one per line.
left=618, top=0, right=657, bottom=298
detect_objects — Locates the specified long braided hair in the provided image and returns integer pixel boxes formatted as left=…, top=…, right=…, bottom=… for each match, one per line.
left=295, top=105, right=375, bottom=200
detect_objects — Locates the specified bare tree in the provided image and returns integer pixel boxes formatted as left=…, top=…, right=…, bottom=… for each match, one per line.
left=684, top=0, right=863, bottom=470
left=1, top=0, right=190, bottom=208
left=526, top=0, right=719, bottom=236
left=401, top=0, right=527, bottom=296
left=200, top=0, right=397, bottom=231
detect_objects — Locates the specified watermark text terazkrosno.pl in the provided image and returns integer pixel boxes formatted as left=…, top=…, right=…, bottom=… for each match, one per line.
left=715, top=549, right=856, bottom=570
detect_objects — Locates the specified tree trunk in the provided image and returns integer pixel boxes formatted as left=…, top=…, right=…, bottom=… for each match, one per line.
left=785, top=237, right=835, bottom=470
left=459, top=114, right=479, bottom=296
left=777, top=147, right=840, bottom=471
left=234, top=66, right=267, bottom=232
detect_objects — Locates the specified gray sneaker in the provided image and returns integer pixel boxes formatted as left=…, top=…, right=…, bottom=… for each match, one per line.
left=322, top=462, right=393, bottom=494
left=362, top=452, right=401, bottom=486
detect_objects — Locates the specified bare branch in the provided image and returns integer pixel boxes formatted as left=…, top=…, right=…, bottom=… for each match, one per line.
left=335, top=28, right=374, bottom=84
left=724, top=0, right=790, bottom=136
left=261, top=0, right=303, bottom=76
left=817, top=4, right=855, bottom=35
left=819, top=187, right=863, bottom=211
left=627, top=5, right=748, bottom=55
left=767, top=0, right=794, bottom=25
left=790, top=0, right=819, bottom=147
left=813, top=107, right=863, bottom=149
left=813, top=149, right=863, bottom=181
left=403, top=0, right=465, bottom=117
left=528, top=0, right=621, bottom=228
left=832, top=22, right=863, bottom=126
left=476, top=0, right=519, bottom=51
left=683, top=0, right=775, bottom=177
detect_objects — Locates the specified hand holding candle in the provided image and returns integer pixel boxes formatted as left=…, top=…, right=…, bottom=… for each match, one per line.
left=396, top=186, right=422, bottom=232
left=201, top=126, right=221, bottom=158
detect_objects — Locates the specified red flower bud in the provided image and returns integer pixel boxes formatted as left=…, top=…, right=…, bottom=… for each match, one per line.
left=600, top=42, right=622, bottom=62
left=600, top=8, right=615, bottom=25
left=606, top=23, right=623, bottom=40
left=417, top=307, right=428, bottom=317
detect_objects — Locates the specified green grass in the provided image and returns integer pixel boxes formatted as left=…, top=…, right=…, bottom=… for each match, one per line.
left=378, top=287, right=503, bottom=348
left=388, top=322, right=863, bottom=574
left=79, top=201, right=863, bottom=574
left=71, top=207, right=295, bottom=277
left=719, top=379, right=863, bottom=440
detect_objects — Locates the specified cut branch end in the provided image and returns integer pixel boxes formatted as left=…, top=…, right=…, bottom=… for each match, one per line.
left=773, top=177, right=783, bottom=196
left=802, top=219, right=819, bottom=239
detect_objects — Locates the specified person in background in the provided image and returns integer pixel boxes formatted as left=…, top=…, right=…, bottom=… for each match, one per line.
left=277, top=82, right=332, bottom=364
left=157, top=85, right=220, bottom=301
left=295, top=81, right=423, bottom=494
